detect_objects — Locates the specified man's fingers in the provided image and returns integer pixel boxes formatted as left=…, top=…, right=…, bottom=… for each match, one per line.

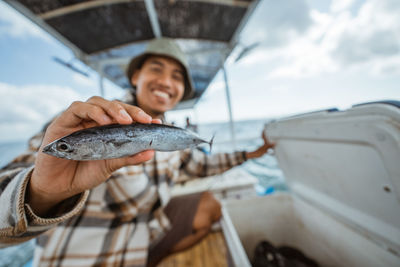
left=262, top=131, right=275, bottom=147
left=87, top=96, right=132, bottom=124
left=54, top=101, right=110, bottom=129
left=55, top=97, right=153, bottom=133
left=106, top=150, right=155, bottom=173
left=70, top=102, right=113, bottom=125
left=125, top=150, right=155, bottom=165
left=120, top=102, right=152, bottom=124
left=152, top=118, right=162, bottom=124
left=262, top=131, right=267, bottom=141
left=87, top=96, right=152, bottom=124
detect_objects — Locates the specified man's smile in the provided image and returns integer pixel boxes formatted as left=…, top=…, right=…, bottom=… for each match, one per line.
left=152, top=89, right=171, bottom=100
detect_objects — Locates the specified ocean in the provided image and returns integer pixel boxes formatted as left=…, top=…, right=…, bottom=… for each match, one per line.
left=0, top=141, right=29, bottom=168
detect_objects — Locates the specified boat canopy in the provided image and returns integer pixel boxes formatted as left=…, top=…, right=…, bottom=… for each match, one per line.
left=5, top=0, right=259, bottom=109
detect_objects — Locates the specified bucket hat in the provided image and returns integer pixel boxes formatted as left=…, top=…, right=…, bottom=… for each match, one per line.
left=126, top=38, right=194, bottom=100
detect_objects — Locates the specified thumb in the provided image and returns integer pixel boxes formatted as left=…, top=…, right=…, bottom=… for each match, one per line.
left=105, top=150, right=155, bottom=173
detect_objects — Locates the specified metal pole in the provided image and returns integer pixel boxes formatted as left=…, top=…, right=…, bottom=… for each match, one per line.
left=144, top=0, right=161, bottom=38
left=193, top=107, right=199, bottom=125
left=222, top=63, right=236, bottom=149
left=99, top=74, right=104, bottom=97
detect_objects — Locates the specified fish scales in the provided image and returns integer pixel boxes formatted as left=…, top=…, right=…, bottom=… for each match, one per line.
left=42, top=123, right=211, bottom=160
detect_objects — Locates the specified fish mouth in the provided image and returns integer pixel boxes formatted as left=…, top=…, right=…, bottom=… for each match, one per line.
left=42, top=144, right=53, bottom=154
left=42, top=143, right=69, bottom=159
left=42, top=143, right=60, bottom=157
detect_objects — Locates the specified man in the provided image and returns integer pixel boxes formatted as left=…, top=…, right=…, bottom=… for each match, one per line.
left=0, top=38, right=274, bottom=266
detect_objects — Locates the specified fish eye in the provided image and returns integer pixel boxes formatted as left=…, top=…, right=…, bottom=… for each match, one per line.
left=57, top=142, right=71, bottom=152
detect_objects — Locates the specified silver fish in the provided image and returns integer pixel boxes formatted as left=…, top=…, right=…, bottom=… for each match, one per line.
left=42, top=123, right=213, bottom=160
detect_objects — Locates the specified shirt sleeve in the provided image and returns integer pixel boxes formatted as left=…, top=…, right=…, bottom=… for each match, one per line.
left=178, top=148, right=248, bottom=179
left=0, top=121, right=88, bottom=248
left=0, top=166, right=89, bottom=248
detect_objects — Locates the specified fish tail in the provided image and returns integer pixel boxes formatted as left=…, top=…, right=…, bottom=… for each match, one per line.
left=209, top=134, right=215, bottom=153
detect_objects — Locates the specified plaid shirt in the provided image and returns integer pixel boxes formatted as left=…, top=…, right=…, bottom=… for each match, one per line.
left=0, top=123, right=247, bottom=266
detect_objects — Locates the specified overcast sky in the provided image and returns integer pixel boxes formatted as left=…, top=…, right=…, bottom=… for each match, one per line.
left=0, top=0, right=399, bottom=142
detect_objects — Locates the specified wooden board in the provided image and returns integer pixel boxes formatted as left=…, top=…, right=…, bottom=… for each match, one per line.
left=158, top=231, right=228, bottom=267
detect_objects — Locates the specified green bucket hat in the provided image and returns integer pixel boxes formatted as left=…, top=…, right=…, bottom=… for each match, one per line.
left=126, top=38, right=194, bottom=100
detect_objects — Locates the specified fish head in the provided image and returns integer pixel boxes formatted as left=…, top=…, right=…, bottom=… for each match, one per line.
left=42, top=137, right=106, bottom=160
left=42, top=138, right=76, bottom=159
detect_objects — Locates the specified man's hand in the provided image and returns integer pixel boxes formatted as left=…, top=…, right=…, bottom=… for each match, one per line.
left=29, top=96, right=159, bottom=217
left=246, top=131, right=275, bottom=159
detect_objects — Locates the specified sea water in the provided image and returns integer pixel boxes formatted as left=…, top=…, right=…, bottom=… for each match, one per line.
left=0, top=141, right=29, bottom=168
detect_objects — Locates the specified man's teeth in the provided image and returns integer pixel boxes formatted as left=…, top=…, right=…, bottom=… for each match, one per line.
left=153, top=90, right=169, bottom=99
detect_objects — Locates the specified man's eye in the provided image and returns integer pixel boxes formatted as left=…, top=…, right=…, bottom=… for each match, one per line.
left=173, top=74, right=184, bottom=81
left=151, top=67, right=162, bottom=73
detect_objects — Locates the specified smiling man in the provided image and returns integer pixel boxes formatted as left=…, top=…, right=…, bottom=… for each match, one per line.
left=0, top=38, right=274, bottom=267
left=132, top=56, right=185, bottom=115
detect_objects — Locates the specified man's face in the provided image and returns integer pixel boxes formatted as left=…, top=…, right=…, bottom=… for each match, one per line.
left=131, top=56, right=185, bottom=117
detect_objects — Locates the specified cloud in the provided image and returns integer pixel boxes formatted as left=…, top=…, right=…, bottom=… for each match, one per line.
left=334, top=30, right=399, bottom=64
left=369, top=54, right=400, bottom=76
left=236, top=9, right=339, bottom=79
left=0, top=82, right=85, bottom=141
left=241, top=0, right=312, bottom=47
left=198, top=80, right=225, bottom=102
left=0, top=1, right=51, bottom=41
left=330, top=0, right=357, bottom=12
left=238, top=0, right=400, bottom=79
left=333, top=0, right=400, bottom=66
left=72, top=73, right=96, bottom=87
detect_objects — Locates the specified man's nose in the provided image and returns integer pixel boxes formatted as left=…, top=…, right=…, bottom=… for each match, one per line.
left=156, top=72, right=173, bottom=88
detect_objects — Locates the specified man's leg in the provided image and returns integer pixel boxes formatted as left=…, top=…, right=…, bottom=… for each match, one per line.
left=169, top=191, right=222, bottom=253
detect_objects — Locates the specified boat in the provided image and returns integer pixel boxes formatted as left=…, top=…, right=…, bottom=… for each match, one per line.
left=2, top=1, right=400, bottom=266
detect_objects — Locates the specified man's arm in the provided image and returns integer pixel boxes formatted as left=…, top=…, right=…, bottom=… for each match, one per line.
left=28, top=96, right=157, bottom=216
left=0, top=96, right=157, bottom=247
left=179, top=131, right=275, bottom=178
left=245, top=131, right=275, bottom=159
left=0, top=127, right=87, bottom=247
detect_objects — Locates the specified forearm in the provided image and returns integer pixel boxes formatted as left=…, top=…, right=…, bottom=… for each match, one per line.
left=27, top=168, right=84, bottom=217
left=180, top=150, right=247, bottom=178
left=0, top=167, right=88, bottom=248
left=26, top=179, right=86, bottom=218
left=246, top=145, right=269, bottom=159
left=246, top=134, right=275, bottom=159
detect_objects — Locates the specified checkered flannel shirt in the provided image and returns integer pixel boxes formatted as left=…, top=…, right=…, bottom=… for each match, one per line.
left=0, top=121, right=247, bottom=266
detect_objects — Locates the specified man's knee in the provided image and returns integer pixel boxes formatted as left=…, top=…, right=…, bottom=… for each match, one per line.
left=193, top=192, right=222, bottom=230
left=201, top=191, right=222, bottom=219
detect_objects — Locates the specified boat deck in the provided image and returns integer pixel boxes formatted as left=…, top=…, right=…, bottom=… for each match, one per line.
left=158, top=231, right=228, bottom=267
left=159, top=168, right=257, bottom=267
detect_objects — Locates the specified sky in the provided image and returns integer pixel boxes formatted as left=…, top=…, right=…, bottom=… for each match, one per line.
left=0, top=0, right=399, bottom=142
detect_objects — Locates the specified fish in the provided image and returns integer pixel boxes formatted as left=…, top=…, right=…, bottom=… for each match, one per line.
left=42, top=123, right=213, bottom=160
